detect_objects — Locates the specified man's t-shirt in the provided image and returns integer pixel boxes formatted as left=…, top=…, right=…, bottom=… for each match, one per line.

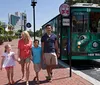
left=41, top=33, right=57, bottom=53
left=32, top=46, right=42, bottom=64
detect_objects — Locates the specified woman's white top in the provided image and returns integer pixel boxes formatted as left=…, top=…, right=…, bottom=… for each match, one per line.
left=2, top=52, right=15, bottom=68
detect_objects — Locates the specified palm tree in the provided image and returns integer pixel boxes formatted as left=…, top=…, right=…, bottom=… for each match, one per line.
left=1, top=22, right=7, bottom=29
left=0, top=26, right=4, bottom=36
left=8, top=24, right=14, bottom=31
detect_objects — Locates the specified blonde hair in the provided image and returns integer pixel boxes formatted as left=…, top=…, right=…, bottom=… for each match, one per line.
left=21, top=31, right=31, bottom=43
left=5, top=44, right=11, bottom=52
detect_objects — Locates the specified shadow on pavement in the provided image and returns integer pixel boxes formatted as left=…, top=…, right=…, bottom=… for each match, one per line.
left=14, top=81, right=35, bottom=85
left=42, top=63, right=66, bottom=70
left=52, top=76, right=70, bottom=81
left=12, top=79, right=49, bottom=85
left=4, top=77, right=70, bottom=85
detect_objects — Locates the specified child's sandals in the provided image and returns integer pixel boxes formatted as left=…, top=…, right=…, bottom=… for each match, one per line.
left=33, top=76, right=37, bottom=81
left=33, top=77, right=40, bottom=84
left=7, top=82, right=11, bottom=85
left=36, top=80, right=40, bottom=84
left=7, top=80, right=15, bottom=85
left=50, top=72, right=53, bottom=77
left=26, top=81, right=29, bottom=85
left=11, top=80, right=15, bottom=84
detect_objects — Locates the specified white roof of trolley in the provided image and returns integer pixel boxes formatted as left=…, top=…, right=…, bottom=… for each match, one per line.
left=71, top=3, right=100, bottom=8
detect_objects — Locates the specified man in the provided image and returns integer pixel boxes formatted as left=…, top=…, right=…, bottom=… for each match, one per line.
left=41, top=24, right=59, bottom=81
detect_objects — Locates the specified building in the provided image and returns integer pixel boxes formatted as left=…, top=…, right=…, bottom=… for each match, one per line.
left=20, top=13, right=27, bottom=31
left=8, top=12, right=27, bottom=31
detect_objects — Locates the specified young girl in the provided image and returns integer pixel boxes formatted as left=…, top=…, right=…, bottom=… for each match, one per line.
left=0, top=44, right=16, bottom=85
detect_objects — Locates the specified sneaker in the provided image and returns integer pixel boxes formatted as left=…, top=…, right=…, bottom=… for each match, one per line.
left=46, top=76, right=51, bottom=81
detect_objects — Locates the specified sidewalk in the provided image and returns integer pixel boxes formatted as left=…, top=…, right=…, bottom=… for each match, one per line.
left=0, top=39, right=93, bottom=85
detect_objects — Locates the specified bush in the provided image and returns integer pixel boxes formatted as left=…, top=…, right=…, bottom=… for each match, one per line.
left=12, top=35, right=18, bottom=39
left=0, top=36, right=4, bottom=45
left=3, top=36, right=8, bottom=42
left=7, top=36, right=12, bottom=42
left=0, top=35, right=18, bottom=44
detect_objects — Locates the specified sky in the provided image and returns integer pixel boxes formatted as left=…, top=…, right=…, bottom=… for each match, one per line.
left=0, top=0, right=65, bottom=31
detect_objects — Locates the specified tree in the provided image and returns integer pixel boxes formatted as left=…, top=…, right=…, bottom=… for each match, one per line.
left=8, top=24, right=14, bottom=31
left=0, top=21, right=7, bottom=31
left=2, top=22, right=7, bottom=28
left=35, top=28, right=42, bottom=37
left=28, top=30, right=34, bottom=37
left=8, top=31, right=14, bottom=36
left=0, top=26, right=4, bottom=35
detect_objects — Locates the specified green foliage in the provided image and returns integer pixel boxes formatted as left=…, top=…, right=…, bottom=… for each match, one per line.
left=27, top=29, right=42, bottom=37
left=0, top=21, right=7, bottom=35
left=5, top=31, right=9, bottom=35
left=8, top=31, right=14, bottom=35
left=18, top=30, right=22, bottom=33
left=0, top=26, right=4, bottom=34
left=3, top=36, right=8, bottom=41
left=35, top=28, right=42, bottom=37
left=15, top=32, right=20, bottom=36
left=1, top=22, right=7, bottom=29
left=28, top=30, right=34, bottom=37
left=7, top=36, right=12, bottom=41
left=0, top=21, right=2, bottom=26
left=8, top=24, right=14, bottom=30
left=0, top=21, right=19, bottom=44
left=0, top=36, right=4, bottom=44
left=12, top=35, right=18, bottom=39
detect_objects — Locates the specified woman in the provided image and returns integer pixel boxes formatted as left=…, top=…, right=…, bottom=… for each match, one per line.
left=18, top=31, right=32, bottom=85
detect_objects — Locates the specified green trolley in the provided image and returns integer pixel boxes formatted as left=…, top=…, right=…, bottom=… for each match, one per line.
left=42, top=3, right=100, bottom=60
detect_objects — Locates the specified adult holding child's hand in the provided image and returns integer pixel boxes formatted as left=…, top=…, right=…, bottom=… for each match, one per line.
left=18, top=31, right=32, bottom=85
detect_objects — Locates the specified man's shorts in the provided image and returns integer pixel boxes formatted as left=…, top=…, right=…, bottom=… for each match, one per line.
left=44, top=53, right=58, bottom=66
left=34, top=64, right=41, bottom=72
left=19, top=57, right=30, bottom=64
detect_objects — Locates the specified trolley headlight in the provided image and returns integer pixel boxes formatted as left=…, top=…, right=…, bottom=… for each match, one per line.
left=92, top=42, right=98, bottom=48
left=77, top=41, right=81, bottom=45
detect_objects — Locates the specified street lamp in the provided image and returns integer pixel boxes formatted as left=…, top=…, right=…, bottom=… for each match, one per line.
left=31, top=0, right=37, bottom=40
left=23, top=14, right=27, bottom=31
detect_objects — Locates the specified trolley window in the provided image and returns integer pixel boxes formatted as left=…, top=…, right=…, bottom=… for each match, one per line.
left=72, top=12, right=88, bottom=33
left=90, top=12, right=100, bottom=33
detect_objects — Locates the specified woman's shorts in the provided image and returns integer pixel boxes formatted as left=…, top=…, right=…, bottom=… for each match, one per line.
left=19, top=57, right=30, bottom=64
left=34, top=64, right=41, bottom=72
left=44, top=53, right=58, bottom=66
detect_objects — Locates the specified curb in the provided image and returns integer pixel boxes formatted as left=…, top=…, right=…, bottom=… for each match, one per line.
left=58, top=59, right=100, bottom=85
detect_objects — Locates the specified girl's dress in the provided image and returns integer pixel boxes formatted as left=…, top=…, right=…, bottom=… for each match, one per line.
left=2, top=52, right=15, bottom=68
